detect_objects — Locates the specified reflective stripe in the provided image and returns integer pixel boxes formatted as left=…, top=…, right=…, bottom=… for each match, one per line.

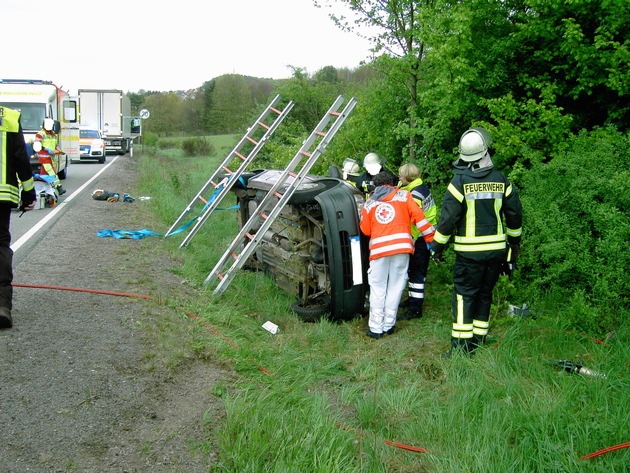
left=370, top=232, right=413, bottom=246
left=455, top=234, right=506, bottom=244
left=370, top=242, right=414, bottom=257
left=454, top=241, right=506, bottom=252
left=456, top=294, right=464, bottom=326
left=434, top=230, right=450, bottom=245
left=447, top=182, right=464, bottom=202
left=507, top=227, right=522, bottom=237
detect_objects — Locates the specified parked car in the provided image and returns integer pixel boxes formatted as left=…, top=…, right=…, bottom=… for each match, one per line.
left=225, top=169, right=369, bottom=322
left=79, top=128, right=106, bottom=163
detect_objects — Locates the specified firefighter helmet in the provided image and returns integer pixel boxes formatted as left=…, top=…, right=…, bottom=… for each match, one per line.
left=342, top=158, right=360, bottom=177
left=459, top=129, right=490, bottom=162
left=363, top=152, right=384, bottom=175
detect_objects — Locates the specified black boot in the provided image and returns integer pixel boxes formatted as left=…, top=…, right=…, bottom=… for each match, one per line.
left=0, top=306, right=13, bottom=329
left=57, top=185, right=66, bottom=195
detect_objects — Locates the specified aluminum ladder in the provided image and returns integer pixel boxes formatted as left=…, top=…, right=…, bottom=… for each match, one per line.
left=204, top=95, right=358, bottom=295
left=165, top=94, right=294, bottom=247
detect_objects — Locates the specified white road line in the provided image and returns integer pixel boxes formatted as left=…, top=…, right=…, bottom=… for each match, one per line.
left=11, top=156, right=120, bottom=253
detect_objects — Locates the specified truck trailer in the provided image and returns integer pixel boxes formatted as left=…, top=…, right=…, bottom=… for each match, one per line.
left=78, top=89, right=141, bottom=155
left=0, top=79, right=79, bottom=178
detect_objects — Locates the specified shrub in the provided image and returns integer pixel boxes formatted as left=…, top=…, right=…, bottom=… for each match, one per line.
left=516, top=126, right=629, bottom=331
left=182, top=137, right=215, bottom=157
left=142, top=131, right=159, bottom=147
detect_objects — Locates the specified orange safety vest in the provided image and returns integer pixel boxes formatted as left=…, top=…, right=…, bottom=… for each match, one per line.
left=360, top=186, right=435, bottom=261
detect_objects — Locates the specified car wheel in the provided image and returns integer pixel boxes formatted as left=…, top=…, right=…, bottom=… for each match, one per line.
left=290, top=300, right=329, bottom=323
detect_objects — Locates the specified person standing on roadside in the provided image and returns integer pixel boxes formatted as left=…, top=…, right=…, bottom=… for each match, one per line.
left=398, top=163, right=437, bottom=320
left=33, top=118, right=66, bottom=196
left=360, top=171, right=435, bottom=339
left=0, top=106, right=37, bottom=329
left=430, top=128, right=522, bottom=357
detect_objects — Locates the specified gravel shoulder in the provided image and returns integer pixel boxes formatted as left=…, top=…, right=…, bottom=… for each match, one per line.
left=0, top=156, right=232, bottom=472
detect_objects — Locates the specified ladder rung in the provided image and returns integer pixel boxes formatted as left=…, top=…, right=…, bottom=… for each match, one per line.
left=331, top=111, right=340, bottom=116
left=273, top=191, right=283, bottom=199
left=316, top=131, right=326, bottom=137
left=258, top=121, right=270, bottom=130
left=235, top=151, right=247, bottom=160
left=245, top=232, right=254, bottom=240
left=301, top=151, right=312, bottom=157
left=270, top=106, right=281, bottom=114
left=217, top=272, right=224, bottom=280
left=258, top=211, right=268, bottom=220
left=221, top=165, right=233, bottom=173
left=199, top=195, right=208, bottom=203
left=231, top=252, right=239, bottom=260
left=246, top=136, right=259, bottom=145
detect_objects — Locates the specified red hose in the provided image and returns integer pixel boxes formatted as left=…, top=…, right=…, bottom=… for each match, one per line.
left=581, top=441, right=630, bottom=460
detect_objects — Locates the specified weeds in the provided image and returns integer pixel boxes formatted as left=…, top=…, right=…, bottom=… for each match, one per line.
left=132, top=142, right=629, bottom=472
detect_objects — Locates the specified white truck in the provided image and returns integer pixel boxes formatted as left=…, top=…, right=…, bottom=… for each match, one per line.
left=77, top=89, right=141, bottom=156
left=0, top=79, right=79, bottom=178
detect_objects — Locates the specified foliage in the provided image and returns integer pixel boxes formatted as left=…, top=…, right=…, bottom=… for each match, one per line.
left=136, top=148, right=629, bottom=472
left=515, top=127, right=629, bottom=332
left=204, top=74, right=254, bottom=134
left=181, top=137, right=215, bottom=157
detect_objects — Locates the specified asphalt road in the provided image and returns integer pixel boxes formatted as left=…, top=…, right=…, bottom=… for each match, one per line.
left=1, top=154, right=222, bottom=471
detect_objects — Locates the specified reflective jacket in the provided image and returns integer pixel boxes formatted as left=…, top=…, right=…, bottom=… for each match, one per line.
left=34, top=128, right=59, bottom=153
left=433, top=160, right=522, bottom=253
left=400, top=177, right=437, bottom=239
left=360, top=185, right=435, bottom=261
left=0, top=107, right=35, bottom=206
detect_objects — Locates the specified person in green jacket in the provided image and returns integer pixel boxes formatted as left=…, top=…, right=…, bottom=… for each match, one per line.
left=398, top=163, right=437, bottom=319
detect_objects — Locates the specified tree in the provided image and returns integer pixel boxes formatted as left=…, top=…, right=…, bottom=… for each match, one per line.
left=319, top=0, right=429, bottom=160
left=204, top=74, right=254, bottom=134
left=141, top=92, right=184, bottom=135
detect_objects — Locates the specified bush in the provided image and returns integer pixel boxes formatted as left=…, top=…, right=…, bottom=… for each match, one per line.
left=516, top=126, right=629, bottom=331
left=142, top=131, right=159, bottom=147
left=182, top=137, right=215, bottom=157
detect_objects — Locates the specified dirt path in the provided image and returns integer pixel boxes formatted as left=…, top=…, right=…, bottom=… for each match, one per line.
left=0, top=156, right=231, bottom=472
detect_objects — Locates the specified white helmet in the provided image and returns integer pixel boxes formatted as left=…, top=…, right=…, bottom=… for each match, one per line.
left=43, top=118, right=54, bottom=131
left=363, top=152, right=383, bottom=175
left=342, top=158, right=360, bottom=177
left=459, top=129, right=489, bottom=162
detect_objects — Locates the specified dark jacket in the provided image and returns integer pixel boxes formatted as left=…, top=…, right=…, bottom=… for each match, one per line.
left=432, top=158, right=522, bottom=256
left=0, top=106, right=35, bottom=206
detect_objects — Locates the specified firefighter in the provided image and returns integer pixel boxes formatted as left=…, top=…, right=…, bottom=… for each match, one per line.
left=398, top=163, right=437, bottom=319
left=356, top=152, right=397, bottom=198
left=33, top=118, right=66, bottom=195
left=341, top=157, right=361, bottom=187
left=0, top=106, right=37, bottom=328
left=360, top=171, right=435, bottom=339
left=431, top=128, right=522, bottom=357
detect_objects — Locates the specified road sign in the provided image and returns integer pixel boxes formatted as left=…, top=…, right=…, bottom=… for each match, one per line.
left=140, top=109, right=150, bottom=119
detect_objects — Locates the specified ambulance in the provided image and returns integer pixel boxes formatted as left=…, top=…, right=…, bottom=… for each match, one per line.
left=0, top=79, right=79, bottom=178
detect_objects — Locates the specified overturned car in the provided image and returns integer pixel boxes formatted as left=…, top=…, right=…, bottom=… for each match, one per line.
left=227, top=169, right=368, bottom=322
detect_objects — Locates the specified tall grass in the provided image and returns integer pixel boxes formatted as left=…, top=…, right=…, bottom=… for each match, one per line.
left=133, top=141, right=629, bottom=472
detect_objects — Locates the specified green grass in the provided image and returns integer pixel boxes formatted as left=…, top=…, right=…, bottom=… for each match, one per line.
left=132, top=141, right=629, bottom=472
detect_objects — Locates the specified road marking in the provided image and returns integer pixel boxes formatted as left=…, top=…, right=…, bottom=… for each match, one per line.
left=11, top=156, right=120, bottom=253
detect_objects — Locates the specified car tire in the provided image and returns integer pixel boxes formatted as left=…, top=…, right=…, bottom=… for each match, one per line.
left=290, top=300, right=329, bottom=323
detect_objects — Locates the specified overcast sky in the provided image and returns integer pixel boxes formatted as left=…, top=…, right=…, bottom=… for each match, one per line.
left=2, top=0, right=374, bottom=94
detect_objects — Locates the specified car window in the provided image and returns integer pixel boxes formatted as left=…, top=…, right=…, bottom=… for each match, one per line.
left=80, top=130, right=100, bottom=138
